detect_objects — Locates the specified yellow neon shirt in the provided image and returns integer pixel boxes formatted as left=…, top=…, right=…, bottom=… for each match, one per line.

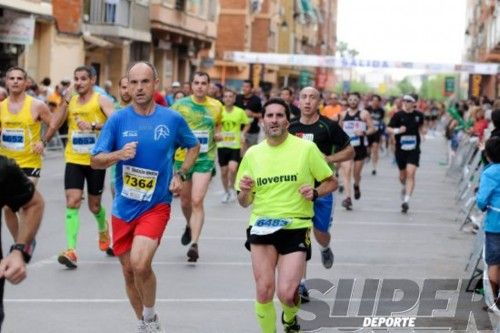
left=0, top=95, right=42, bottom=168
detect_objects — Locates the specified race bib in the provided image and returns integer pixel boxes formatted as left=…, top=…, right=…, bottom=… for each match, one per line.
left=194, top=130, right=209, bottom=153
left=220, top=131, right=237, bottom=147
left=350, top=136, right=360, bottom=147
left=251, top=217, right=291, bottom=236
left=1, top=128, right=24, bottom=151
left=72, top=131, right=97, bottom=154
left=121, top=165, right=158, bottom=201
left=400, top=135, right=417, bottom=151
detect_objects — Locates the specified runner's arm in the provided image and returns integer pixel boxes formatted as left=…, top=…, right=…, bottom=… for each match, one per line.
left=326, top=144, right=354, bottom=164
left=98, top=95, right=115, bottom=126
left=177, top=143, right=200, bottom=175
left=36, top=100, right=59, bottom=146
left=363, top=111, right=377, bottom=136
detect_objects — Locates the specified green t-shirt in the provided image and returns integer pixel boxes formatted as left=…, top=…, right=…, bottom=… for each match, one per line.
left=171, top=96, right=222, bottom=161
left=235, top=134, right=333, bottom=230
left=217, top=105, right=250, bottom=149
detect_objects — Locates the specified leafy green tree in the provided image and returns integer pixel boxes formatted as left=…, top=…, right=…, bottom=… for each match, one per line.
left=397, top=77, right=416, bottom=95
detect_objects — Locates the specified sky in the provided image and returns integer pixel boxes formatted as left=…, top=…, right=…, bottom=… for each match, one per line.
left=336, top=0, right=468, bottom=65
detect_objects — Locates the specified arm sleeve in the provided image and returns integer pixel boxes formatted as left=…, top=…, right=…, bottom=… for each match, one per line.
left=477, top=172, right=494, bottom=211
left=175, top=116, right=199, bottom=149
left=388, top=113, right=399, bottom=128
left=91, top=114, right=116, bottom=155
left=2, top=158, right=35, bottom=212
left=308, top=144, right=334, bottom=182
left=330, top=121, right=351, bottom=152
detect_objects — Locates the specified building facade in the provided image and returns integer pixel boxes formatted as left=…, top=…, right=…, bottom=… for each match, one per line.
left=464, top=0, right=500, bottom=98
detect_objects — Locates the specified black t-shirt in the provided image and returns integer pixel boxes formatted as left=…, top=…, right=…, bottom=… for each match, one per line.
left=235, top=94, right=262, bottom=134
left=0, top=156, right=35, bottom=260
left=388, top=110, right=424, bottom=152
left=367, top=106, right=385, bottom=131
left=288, top=115, right=351, bottom=156
left=289, top=104, right=301, bottom=120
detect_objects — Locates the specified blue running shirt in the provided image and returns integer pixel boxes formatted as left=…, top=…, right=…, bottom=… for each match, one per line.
left=92, top=105, right=198, bottom=222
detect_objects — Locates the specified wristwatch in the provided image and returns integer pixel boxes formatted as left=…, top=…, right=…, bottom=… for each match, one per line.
left=176, top=171, right=187, bottom=182
left=91, top=122, right=97, bottom=131
left=10, top=243, right=33, bottom=263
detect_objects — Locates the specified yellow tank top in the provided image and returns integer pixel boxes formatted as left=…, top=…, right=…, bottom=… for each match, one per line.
left=65, top=92, right=107, bottom=165
left=0, top=95, right=42, bottom=168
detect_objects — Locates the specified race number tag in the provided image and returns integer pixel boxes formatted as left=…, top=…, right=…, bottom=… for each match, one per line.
left=194, top=130, right=209, bottom=153
left=251, top=217, right=291, bottom=236
left=221, top=131, right=237, bottom=148
left=343, top=121, right=366, bottom=147
left=1, top=128, right=24, bottom=151
left=72, top=131, right=97, bottom=154
left=121, top=165, right=158, bottom=201
left=400, top=135, right=417, bottom=151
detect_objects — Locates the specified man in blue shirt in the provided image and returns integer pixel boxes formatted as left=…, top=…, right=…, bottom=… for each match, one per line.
left=91, top=61, right=199, bottom=332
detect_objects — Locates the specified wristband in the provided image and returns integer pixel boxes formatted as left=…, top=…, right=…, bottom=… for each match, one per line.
left=10, top=243, right=32, bottom=263
left=393, top=128, right=400, bottom=135
left=41, top=139, right=48, bottom=147
left=176, top=170, right=187, bottom=181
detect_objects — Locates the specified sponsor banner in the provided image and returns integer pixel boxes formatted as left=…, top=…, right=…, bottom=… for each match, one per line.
left=0, top=9, right=35, bottom=45
left=224, top=51, right=500, bottom=75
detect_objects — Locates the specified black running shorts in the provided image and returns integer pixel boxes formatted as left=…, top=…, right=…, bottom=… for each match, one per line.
left=395, top=149, right=420, bottom=170
left=64, top=162, right=106, bottom=195
left=217, top=147, right=240, bottom=167
left=245, top=227, right=311, bottom=260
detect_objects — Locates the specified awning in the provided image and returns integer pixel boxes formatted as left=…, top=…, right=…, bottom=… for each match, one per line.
left=82, top=32, right=114, bottom=48
left=296, top=0, right=318, bottom=24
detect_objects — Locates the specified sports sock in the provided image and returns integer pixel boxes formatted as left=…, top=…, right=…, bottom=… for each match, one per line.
left=281, top=300, right=300, bottom=324
left=143, top=306, right=156, bottom=322
left=404, top=195, right=411, bottom=203
left=255, top=301, right=276, bottom=333
left=94, top=205, right=108, bottom=232
left=65, top=208, right=80, bottom=249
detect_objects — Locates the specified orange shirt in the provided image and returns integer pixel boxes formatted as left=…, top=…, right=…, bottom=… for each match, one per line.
left=321, top=104, right=342, bottom=120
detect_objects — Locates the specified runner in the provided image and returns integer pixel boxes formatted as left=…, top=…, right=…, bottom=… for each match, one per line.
left=110, top=76, right=132, bottom=198
left=0, top=155, right=44, bottom=330
left=0, top=66, right=58, bottom=241
left=235, top=80, right=262, bottom=154
left=217, top=88, right=250, bottom=203
left=366, top=94, right=385, bottom=175
left=387, top=95, right=425, bottom=213
left=280, top=87, right=300, bottom=119
left=339, top=92, right=376, bottom=210
left=55, top=65, right=115, bottom=268
left=171, top=71, right=222, bottom=262
left=91, top=61, right=199, bottom=332
left=235, top=97, right=337, bottom=333
left=288, top=87, right=354, bottom=302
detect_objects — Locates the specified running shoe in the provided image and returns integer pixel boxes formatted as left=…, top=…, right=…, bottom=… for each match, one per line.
left=187, top=243, right=199, bottom=262
left=338, top=185, right=344, bottom=193
left=372, top=169, right=377, bottom=176
left=401, top=202, right=409, bottom=214
left=57, top=249, right=77, bottom=269
left=221, top=192, right=230, bottom=203
left=98, top=229, right=111, bottom=251
left=341, top=197, right=352, bottom=210
left=281, top=312, right=301, bottom=333
left=144, top=315, right=163, bottom=333
left=298, top=282, right=309, bottom=303
left=354, top=184, right=361, bottom=200
left=181, top=226, right=191, bottom=246
left=320, top=247, right=334, bottom=269
left=137, top=320, right=147, bottom=333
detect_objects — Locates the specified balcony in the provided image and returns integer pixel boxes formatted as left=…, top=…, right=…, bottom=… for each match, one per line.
left=83, top=0, right=151, bottom=42
left=149, top=1, right=218, bottom=42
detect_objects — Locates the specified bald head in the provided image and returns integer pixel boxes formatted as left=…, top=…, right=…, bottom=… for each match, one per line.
left=127, top=62, right=159, bottom=107
left=299, top=86, right=321, bottom=117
